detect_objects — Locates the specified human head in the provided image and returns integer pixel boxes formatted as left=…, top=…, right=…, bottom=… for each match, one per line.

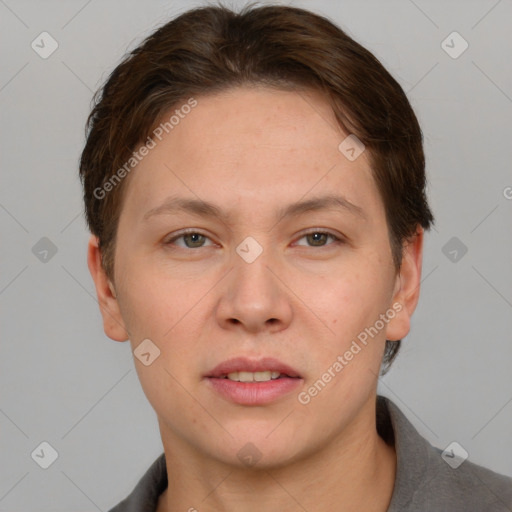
left=80, top=3, right=433, bottom=376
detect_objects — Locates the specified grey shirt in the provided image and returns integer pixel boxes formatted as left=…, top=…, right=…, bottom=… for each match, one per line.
left=109, top=396, right=512, bottom=511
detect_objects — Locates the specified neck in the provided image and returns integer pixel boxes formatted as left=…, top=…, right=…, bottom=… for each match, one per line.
left=157, top=398, right=396, bottom=512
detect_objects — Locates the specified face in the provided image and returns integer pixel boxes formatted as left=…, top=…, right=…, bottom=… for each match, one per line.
left=89, top=85, right=422, bottom=468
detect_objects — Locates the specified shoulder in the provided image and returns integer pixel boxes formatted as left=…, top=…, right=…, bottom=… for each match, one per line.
left=108, top=453, right=167, bottom=512
left=420, top=445, right=512, bottom=510
left=378, top=396, right=512, bottom=511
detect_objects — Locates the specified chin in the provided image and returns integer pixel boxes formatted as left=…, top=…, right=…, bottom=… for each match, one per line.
left=206, top=427, right=310, bottom=470
left=220, top=444, right=304, bottom=471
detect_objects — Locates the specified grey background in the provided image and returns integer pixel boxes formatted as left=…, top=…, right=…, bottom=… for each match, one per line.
left=1, top=0, right=511, bottom=510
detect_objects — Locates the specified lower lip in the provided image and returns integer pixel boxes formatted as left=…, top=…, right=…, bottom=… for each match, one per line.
left=206, top=377, right=302, bottom=405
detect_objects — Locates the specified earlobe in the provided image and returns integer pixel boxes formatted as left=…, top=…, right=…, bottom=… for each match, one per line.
left=385, top=227, right=424, bottom=342
left=87, top=235, right=129, bottom=342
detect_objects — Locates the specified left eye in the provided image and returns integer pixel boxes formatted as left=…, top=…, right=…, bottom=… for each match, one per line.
left=295, top=231, right=341, bottom=247
left=164, top=231, right=213, bottom=249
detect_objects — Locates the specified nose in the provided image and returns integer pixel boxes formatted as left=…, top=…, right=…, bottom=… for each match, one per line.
left=215, top=244, right=293, bottom=334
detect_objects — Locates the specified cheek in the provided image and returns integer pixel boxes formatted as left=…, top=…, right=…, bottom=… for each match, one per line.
left=318, top=267, right=388, bottom=332
left=116, top=268, right=209, bottom=393
left=306, top=275, right=388, bottom=397
left=307, top=263, right=393, bottom=386
left=115, top=257, right=191, bottom=336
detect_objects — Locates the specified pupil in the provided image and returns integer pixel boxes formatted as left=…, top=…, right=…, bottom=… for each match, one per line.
left=186, top=233, right=203, bottom=247
left=309, top=232, right=325, bottom=246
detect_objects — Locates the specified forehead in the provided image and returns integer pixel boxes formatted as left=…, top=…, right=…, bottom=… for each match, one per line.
left=119, top=85, right=382, bottom=223
left=166, top=85, right=347, bottom=165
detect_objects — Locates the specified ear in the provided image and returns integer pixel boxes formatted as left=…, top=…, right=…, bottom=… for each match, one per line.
left=87, top=234, right=129, bottom=342
left=385, top=226, right=424, bottom=342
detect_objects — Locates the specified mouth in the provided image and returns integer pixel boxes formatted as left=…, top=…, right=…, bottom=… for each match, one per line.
left=205, top=357, right=302, bottom=405
left=206, top=356, right=302, bottom=380
left=215, top=370, right=296, bottom=382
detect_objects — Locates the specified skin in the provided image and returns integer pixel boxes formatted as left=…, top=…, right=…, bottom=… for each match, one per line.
left=88, top=85, right=424, bottom=511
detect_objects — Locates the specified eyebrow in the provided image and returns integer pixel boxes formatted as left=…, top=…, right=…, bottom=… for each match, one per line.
left=142, top=193, right=366, bottom=224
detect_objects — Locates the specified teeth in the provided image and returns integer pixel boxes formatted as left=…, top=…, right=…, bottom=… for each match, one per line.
left=226, top=371, right=282, bottom=382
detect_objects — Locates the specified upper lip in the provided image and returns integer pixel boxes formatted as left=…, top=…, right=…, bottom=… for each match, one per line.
left=206, top=357, right=302, bottom=378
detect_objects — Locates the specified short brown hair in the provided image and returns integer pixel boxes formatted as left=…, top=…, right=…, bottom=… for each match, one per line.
left=79, top=2, right=434, bottom=372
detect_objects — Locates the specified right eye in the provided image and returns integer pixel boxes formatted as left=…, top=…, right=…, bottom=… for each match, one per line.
left=163, top=230, right=215, bottom=249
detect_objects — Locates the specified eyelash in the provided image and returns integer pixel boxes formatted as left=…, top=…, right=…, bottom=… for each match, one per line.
left=163, top=228, right=344, bottom=249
